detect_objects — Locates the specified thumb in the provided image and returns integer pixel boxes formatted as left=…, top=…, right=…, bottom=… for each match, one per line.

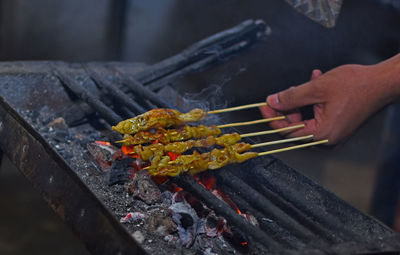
left=267, top=82, right=321, bottom=111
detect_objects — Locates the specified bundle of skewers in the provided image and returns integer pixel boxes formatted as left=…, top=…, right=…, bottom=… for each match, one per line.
left=112, top=103, right=328, bottom=177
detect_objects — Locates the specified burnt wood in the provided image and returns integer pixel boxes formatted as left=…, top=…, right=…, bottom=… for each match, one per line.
left=128, top=19, right=267, bottom=88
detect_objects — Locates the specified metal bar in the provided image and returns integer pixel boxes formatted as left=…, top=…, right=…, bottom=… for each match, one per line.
left=0, top=95, right=145, bottom=255
left=249, top=178, right=342, bottom=243
left=54, top=67, right=123, bottom=125
left=171, top=174, right=284, bottom=253
left=214, top=170, right=319, bottom=243
left=220, top=184, right=304, bottom=249
left=242, top=162, right=368, bottom=242
left=83, top=64, right=146, bottom=114
left=114, top=71, right=171, bottom=108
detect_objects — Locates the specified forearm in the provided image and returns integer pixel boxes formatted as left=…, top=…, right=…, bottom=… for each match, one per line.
left=370, top=53, right=400, bottom=104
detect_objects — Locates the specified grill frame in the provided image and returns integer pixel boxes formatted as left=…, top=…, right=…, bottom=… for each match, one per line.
left=0, top=19, right=399, bottom=254
left=0, top=61, right=399, bottom=255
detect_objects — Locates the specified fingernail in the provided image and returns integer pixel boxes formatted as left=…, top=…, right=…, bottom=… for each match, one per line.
left=267, top=94, right=279, bottom=106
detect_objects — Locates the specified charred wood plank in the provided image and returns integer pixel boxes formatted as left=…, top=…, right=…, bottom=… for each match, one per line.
left=131, top=19, right=267, bottom=88
left=146, top=39, right=258, bottom=91
left=53, top=67, right=123, bottom=125
left=112, top=69, right=170, bottom=109
left=83, top=64, right=146, bottom=115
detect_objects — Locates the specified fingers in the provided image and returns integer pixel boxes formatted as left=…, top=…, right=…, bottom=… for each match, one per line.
left=284, top=119, right=317, bottom=138
left=267, top=69, right=324, bottom=112
left=311, top=69, right=323, bottom=80
left=267, top=82, right=322, bottom=112
left=260, top=105, right=301, bottom=127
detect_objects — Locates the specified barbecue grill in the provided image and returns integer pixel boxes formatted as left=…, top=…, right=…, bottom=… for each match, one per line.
left=0, top=20, right=399, bottom=255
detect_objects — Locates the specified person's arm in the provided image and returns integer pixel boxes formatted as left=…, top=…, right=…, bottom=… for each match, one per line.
left=259, top=53, right=400, bottom=145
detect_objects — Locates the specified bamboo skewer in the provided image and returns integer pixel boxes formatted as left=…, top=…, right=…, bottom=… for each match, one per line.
left=115, top=123, right=304, bottom=144
left=240, top=124, right=305, bottom=138
left=250, top=135, right=314, bottom=148
left=216, top=116, right=284, bottom=128
left=115, top=116, right=287, bottom=144
left=257, top=139, right=329, bottom=156
left=144, top=138, right=328, bottom=170
left=208, top=102, right=268, bottom=114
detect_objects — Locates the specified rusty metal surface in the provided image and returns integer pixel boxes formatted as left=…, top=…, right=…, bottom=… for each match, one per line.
left=0, top=96, right=145, bottom=254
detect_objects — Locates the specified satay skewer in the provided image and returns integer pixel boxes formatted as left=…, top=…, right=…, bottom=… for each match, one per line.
left=112, top=105, right=279, bottom=134
left=250, top=135, right=314, bottom=148
left=240, top=124, right=305, bottom=137
left=163, top=138, right=328, bottom=167
left=115, top=123, right=304, bottom=146
left=143, top=138, right=328, bottom=175
left=216, top=116, right=284, bottom=128
left=208, top=102, right=268, bottom=114
left=257, top=139, right=329, bottom=156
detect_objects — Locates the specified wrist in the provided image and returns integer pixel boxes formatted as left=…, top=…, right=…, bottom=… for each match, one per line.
left=372, top=54, right=400, bottom=104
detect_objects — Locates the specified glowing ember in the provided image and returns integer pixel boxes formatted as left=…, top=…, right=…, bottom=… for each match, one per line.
left=151, top=175, right=168, bottom=185
left=121, top=145, right=134, bottom=155
left=172, top=184, right=183, bottom=193
left=119, top=212, right=145, bottom=223
left=95, top=141, right=111, bottom=146
left=167, top=152, right=181, bottom=160
left=196, top=172, right=216, bottom=190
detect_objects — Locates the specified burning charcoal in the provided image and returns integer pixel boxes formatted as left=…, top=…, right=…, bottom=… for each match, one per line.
left=125, top=171, right=162, bottom=204
left=197, top=214, right=225, bottom=238
left=132, top=230, right=145, bottom=244
left=120, top=212, right=145, bottom=223
left=169, top=201, right=200, bottom=247
left=87, top=141, right=119, bottom=172
left=47, top=117, right=68, bottom=130
left=108, top=157, right=134, bottom=185
left=147, top=211, right=177, bottom=235
left=223, top=226, right=249, bottom=248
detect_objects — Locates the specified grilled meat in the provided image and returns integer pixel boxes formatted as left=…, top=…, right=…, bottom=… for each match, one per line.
left=112, top=108, right=207, bottom=134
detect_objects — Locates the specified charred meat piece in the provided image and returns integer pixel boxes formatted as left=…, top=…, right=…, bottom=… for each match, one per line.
left=112, top=108, right=207, bottom=134
left=125, top=133, right=242, bottom=161
left=147, top=144, right=257, bottom=177
left=119, top=125, right=221, bottom=145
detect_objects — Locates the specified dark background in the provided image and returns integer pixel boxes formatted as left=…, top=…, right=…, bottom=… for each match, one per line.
left=0, top=0, right=399, bottom=254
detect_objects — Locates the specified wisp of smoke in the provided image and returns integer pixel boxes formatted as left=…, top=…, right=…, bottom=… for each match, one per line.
left=180, top=84, right=227, bottom=125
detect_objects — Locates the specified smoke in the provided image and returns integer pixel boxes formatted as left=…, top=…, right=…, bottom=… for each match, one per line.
left=177, top=63, right=248, bottom=125
left=179, top=84, right=227, bottom=125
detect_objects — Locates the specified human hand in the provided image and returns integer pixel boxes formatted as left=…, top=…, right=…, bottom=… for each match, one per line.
left=260, top=63, right=397, bottom=145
